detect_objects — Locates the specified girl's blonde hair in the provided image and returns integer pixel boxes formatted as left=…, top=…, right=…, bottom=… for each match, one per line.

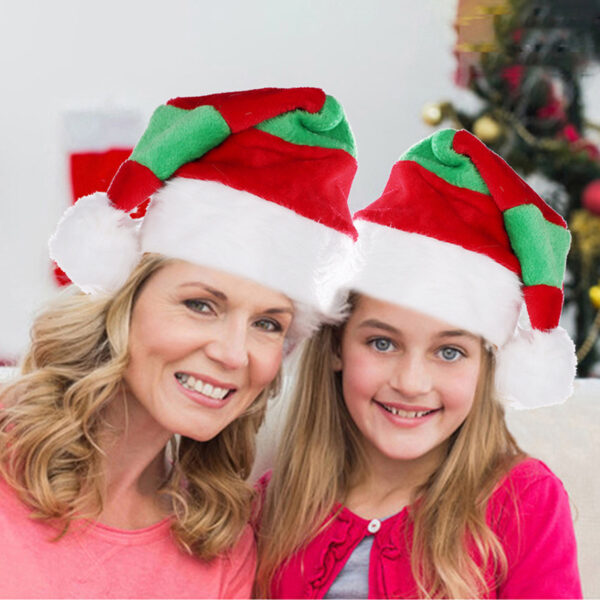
left=0, top=254, right=279, bottom=560
left=256, top=310, right=526, bottom=598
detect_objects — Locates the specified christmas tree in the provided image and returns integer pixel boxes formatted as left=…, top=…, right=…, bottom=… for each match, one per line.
left=424, top=0, right=600, bottom=375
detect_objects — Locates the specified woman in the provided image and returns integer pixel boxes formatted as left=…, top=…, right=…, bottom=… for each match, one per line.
left=0, top=87, right=358, bottom=598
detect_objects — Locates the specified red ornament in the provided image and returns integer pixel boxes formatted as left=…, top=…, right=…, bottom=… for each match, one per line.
left=582, top=180, right=600, bottom=215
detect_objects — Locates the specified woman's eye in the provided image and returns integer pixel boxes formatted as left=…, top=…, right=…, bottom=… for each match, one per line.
left=438, top=346, right=464, bottom=362
left=368, top=337, right=394, bottom=352
left=183, top=299, right=214, bottom=314
left=254, top=318, right=282, bottom=333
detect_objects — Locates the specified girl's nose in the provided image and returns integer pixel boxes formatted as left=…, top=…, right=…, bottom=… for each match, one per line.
left=389, top=354, right=432, bottom=398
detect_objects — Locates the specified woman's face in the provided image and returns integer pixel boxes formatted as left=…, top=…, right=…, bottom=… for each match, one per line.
left=123, top=260, right=294, bottom=441
left=335, top=294, right=482, bottom=467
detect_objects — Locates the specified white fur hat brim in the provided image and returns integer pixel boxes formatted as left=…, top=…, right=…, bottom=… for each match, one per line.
left=141, top=178, right=355, bottom=322
left=351, top=219, right=523, bottom=348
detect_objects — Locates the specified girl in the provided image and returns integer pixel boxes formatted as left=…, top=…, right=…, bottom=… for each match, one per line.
left=256, top=129, right=582, bottom=598
left=0, top=87, right=357, bottom=598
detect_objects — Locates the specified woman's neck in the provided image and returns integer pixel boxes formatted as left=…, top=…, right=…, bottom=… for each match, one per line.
left=344, top=441, right=447, bottom=521
left=96, top=392, right=174, bottom=529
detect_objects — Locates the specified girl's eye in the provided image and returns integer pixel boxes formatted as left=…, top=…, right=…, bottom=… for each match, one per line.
left=368, top=337, right=395, bottom=353
left=183, top=299, right=214, bottom=314
left=254, top=318, right=282, bottom=333
left=438, top=346, right=464, bottom=362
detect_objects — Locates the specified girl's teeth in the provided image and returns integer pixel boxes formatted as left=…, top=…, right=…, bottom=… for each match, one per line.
left=382, top=404, right=434, bottom=418
left=188, top=376, right=196, bottom=387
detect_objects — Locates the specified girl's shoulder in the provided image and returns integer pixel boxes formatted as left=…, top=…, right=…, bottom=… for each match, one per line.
left=495, top=456, right=564, bottom=494
left=488, top=456, right=570, bottom=524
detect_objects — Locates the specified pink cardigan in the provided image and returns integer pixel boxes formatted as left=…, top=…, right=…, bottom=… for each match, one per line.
left=268, top=459, right=582, bottom=599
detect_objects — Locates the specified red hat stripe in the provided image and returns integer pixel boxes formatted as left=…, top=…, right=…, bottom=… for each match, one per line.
left=523, top=284, right=564, bottom=331
left=167, top=87, right=326, bottom=133
left=452, top=130, right=567, bottom=229
left=175, top=128, right=357, bottom=239
left=355, top=160, right=521, bottom=273
left=107, top=160, right=163, bottom=213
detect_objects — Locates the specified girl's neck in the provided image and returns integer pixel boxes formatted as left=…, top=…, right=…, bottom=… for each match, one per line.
left=344, top=441, right=447, bottom=521
left=96, top=391, right=174, bottom=529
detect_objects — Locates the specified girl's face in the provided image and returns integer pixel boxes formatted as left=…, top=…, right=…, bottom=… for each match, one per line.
left=335, top=294, right=482, bottom=465
left=123, top=260, right=294, bottom=442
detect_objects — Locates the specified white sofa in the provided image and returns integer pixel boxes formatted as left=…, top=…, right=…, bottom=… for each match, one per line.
left=2, top=368, right=598, bottom=597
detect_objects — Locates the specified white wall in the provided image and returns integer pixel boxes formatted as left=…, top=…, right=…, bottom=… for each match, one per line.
left=1, top=0, right=599, bottom=359
left=0, top=0, right=458, bottom=358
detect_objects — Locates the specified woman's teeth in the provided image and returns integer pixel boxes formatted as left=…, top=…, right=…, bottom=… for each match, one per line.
left=380, top=403, right=436, bottom=418
left=175, top=373, right=231, bottom=400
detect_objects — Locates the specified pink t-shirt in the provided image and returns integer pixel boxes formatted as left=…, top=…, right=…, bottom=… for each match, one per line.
left=0, top=478, right=256, bottom=598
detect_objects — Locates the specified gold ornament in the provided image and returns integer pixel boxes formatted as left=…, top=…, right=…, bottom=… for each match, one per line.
left=473, top=115, right=503, bottom=143
left=590, top=285, right=600, bottom=309
left=570, top=209, right=600, bottom=263
left=422, top=102, right=444, bottom=126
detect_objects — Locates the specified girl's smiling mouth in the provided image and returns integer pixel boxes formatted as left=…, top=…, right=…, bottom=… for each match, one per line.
left=373, top=399, right=442, bottom=420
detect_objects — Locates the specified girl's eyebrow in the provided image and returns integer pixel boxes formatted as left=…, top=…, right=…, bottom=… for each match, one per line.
left=358, top=320, right=479, bottom=342
left=437, top=329, right=479, bottom=341
left=358, top=319, right=399, bottom=334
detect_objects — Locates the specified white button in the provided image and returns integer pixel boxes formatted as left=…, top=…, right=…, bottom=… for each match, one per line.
left=367, top=518, right=381, bottom=534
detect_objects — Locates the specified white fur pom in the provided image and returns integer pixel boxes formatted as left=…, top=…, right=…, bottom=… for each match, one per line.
left=48, top=192, right=141, bottom=295
left=495, top=326, right=577, bottom=410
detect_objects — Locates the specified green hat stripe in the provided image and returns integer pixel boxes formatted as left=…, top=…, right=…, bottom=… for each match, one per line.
left=504, top=204, right=571, bottom=288
left=400, top=128, right=489, bottom=195
left=131, top=105, right=231, bottom=180
left=256, top=95, right=357, bottom=158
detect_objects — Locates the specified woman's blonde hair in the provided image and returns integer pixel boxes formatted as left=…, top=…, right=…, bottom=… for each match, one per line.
left=256, top=303, right=526, bottom=598
left=0, top=254, right=279, bottom=559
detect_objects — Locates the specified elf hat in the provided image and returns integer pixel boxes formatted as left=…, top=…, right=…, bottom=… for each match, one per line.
left=351, top=128, right=575, bottom=409
left=49, top=87, right=358, bottom=336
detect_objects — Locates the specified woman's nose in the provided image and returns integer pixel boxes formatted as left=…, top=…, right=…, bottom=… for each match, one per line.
left=203, top=317, right=249, bottom=370
left=389, top=354, right=432, bottom=398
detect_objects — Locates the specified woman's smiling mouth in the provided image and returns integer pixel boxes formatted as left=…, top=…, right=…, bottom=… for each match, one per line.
left=175, top=372, right=236, bottom=400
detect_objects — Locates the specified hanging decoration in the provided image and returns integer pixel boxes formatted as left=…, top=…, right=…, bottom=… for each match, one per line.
left=423, top=0, right=600, bottom=375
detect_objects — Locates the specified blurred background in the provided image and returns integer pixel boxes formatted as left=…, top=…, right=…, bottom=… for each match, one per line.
left=2, top=0, right=600, bottom=373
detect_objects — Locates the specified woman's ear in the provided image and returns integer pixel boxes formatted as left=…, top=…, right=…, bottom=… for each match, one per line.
left=332, top=351, right=343, bottom=372
left=331, top=332, right=343, bottom=372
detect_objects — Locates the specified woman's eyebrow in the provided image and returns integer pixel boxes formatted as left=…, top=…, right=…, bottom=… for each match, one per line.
left=178, top=283, right=293, bottom=315
left=178, top=282, right=227, bottom=301
left=263, top=307, right=294, bottom=316
left=358, top=319, right=399, bottom=334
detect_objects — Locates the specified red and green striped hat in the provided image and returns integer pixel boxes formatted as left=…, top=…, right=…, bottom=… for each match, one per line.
left=49, top=87, right=358, bottom=325
left=351, top=129, right=576, bottom=409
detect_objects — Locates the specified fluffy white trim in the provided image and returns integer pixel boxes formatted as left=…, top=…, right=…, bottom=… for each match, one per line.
left=350, top=220, right=523, bottom=347
left=495, top=326, right=576, bottom=409
left=141, top=178, right=355, bottom=326
left=48, top=192, right=141, bottom=295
